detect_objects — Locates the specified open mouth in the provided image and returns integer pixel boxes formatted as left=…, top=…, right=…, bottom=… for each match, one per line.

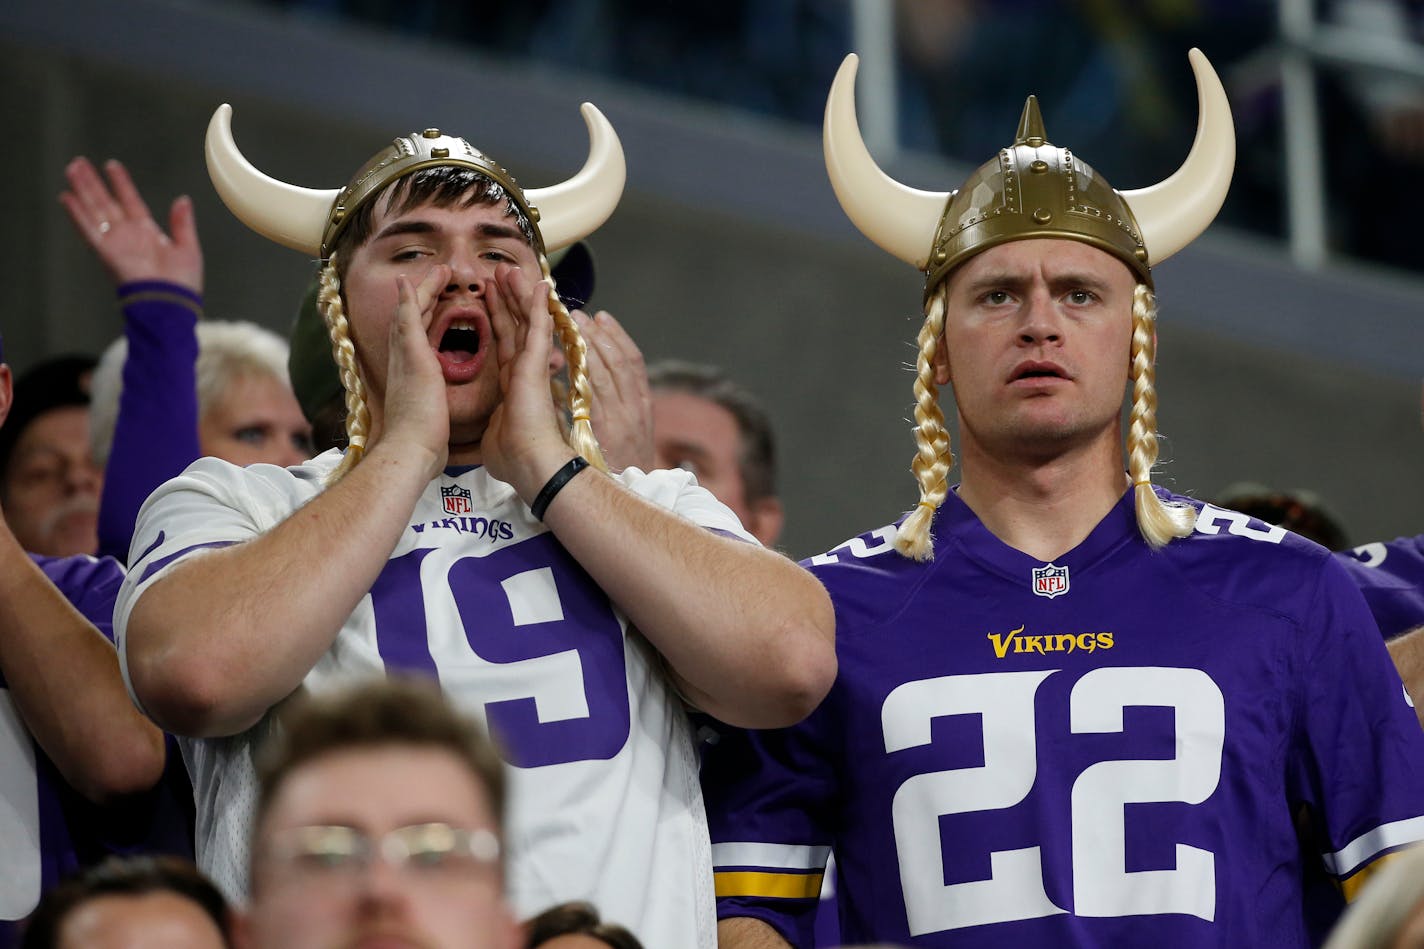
left=438, top=322, right=481, bottom=363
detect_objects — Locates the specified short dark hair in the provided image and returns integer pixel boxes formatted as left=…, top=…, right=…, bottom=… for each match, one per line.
left=524, top=901, right=646, bottom=949
left=328, top=166, right=533, bottom=277
left=646, top=360, right=777, bottom=502
left=253, top=676, right=507, bottom=845
left=20, top=855, right=230, bottom=949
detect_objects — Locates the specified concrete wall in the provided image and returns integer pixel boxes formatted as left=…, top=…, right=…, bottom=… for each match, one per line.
left=3, top=0, right=1422, bottom=559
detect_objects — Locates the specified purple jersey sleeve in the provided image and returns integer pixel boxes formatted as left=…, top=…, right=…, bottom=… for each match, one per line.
left=1288, top=553, right=1424, bottom=894
left=97, top=281, right=202, bottom=563
left=1335, top=536, right=1424, bottom=641
left=704, top=716, right=838, bottom=947
left=33, top=553, right=125, bottom=640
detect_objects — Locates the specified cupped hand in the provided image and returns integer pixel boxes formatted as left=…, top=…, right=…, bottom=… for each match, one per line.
left=60, top=157, right=202, bottom=292
left=481, top=264, right=578, bottom=494
left=576, top=309, right=653, bottom=472
left=377, top=265, right=452, bottom=478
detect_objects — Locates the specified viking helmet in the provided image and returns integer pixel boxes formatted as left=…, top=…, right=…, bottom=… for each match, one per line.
left=823, top=49, right=1235, bottom=296
left=205, top=103, right=625, bottom=259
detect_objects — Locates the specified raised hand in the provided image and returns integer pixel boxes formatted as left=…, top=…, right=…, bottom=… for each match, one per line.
left=481, top=264, right=578, bottom=494
left=377, top=265, right=452, bottom=478
left=575, top=309, right=653, bottom=472
left=60, top=157, right=202, bottom=292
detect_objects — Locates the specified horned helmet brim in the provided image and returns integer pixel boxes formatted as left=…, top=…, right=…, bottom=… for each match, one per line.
left=823, top=49, right=1235, bottom=288
left=204, top=102, right=626, bottom=259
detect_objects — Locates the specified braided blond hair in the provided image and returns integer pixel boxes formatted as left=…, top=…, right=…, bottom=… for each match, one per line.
left=318, top=254, right=372, bottom=485
left=539, top=254, right=608, bottom=474
left=1127, top=284, right=1194, bottom=547
left=893, top=284, right=955, bottom=561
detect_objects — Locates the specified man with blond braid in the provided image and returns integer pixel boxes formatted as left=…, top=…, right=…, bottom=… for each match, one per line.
left=113, top=105, right=834, bottom=949
left=705, top=51, right=1424, bottom=949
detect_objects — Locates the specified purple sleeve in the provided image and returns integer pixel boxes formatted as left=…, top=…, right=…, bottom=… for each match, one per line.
left=97, top=281, right=202, bottom=563
left=1289, top=556, right=1424, bottom=888
left=1335, top=540, right=1424, bottom=641
left=703, top=714, right=837, bottom=948
left=33, top=553, right=125, bottom=643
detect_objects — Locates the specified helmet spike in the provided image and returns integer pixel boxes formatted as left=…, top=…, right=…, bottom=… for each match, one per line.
left=1014, top=96, right=1048, bottom=146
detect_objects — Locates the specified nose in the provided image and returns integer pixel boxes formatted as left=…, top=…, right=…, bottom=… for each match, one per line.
left=66, top=456, right=103, bottom=497
left=354, top=852, right=414, bottom=915
left=1017, top=288, right=1063, bottom=346
left=443, top=252, right=492, bottom=297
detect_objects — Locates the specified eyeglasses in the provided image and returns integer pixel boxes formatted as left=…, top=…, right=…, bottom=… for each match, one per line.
left=263, top=822, right=501, bottom=882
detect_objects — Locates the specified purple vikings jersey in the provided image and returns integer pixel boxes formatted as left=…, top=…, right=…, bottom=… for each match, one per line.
left=1, top=556, right=122, bottom=947
left=115, top=449, right=751, bottom=949
left=1336, top=535, right=1424, bottom=640
left=705, top=490, right=1424, bottom=948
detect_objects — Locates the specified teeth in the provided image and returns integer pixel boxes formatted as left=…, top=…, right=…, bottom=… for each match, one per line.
left=449, top=320, right=475, bottom=331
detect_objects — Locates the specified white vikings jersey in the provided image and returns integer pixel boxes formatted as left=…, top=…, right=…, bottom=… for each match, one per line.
left=115, top=449, right=749, bottom=949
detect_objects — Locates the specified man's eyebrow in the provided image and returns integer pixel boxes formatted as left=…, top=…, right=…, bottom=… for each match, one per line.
left=474, top=221, right=526, bottom=242
left=961, top=272, right=1029, bottom=294
left=372, top=219, right=437, bottom=242
left=370, top=219, right=527, bottom=243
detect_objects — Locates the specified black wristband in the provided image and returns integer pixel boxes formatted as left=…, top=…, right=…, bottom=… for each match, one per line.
left=530, top=456, right=590, bottom=521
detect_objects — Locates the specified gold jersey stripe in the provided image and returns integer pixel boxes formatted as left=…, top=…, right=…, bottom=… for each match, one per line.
left=714, top=870, right=823, bottom=900
left=1341, top=849, right=1405, bottom=902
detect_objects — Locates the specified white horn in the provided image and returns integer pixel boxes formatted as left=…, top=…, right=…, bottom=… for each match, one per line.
left=1120, top=48, right=1236, bottom=266
left=205, top=104, right=339, bottom=256
left=526, top=103, right=626, bottom=253
left=823, top=53, right=948, bottom=269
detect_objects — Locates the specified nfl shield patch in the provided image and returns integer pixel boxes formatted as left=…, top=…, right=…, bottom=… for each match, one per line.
left=441, top=484, right=473, bottom=515
left=1032, top=563, right=1070, bottom=599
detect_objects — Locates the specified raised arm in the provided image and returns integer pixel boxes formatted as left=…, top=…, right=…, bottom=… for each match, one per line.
left=61, top=157, right=203, bottom=561
left=123, top=270, right=452, bottom=737
left=482, top=267, right=835, bottom=728
left=0, top=519, right=164, bottom=803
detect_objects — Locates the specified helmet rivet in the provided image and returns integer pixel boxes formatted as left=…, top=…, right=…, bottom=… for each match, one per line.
left=1029, top=160, right=1049, bottom=174
left=422, top=129, right=441, bottom=139
left=431, top=147, right=449, bottom=159
left=1135, top=246, right=1149, bottom=262
left=1032, top=208, right=1052, bottom=224
left=935, top=249, right=948, bottom=263
left=1026, top=136, right=1045, bottom=148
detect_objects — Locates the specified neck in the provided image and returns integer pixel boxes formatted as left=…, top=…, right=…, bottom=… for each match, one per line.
left=956, top=426, right=1128, bottom=562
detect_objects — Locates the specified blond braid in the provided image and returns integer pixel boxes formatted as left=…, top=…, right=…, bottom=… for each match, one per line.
left=318, top=255, right=372, bottom=485
left=539, top=255, right=608, bottom=473
left=1127, top=284, right=1195, bottom=547
left=893, top=287, right=955, bottom=561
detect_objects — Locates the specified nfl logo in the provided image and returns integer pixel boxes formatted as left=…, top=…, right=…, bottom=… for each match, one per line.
left=441, top=484, right=473, bottom=515
left=1032, top=563, right=1070, bottom=599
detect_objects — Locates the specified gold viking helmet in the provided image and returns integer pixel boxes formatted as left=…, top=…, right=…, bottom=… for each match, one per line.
left=823, top=49, right=1235, bottom=295
left=203, top=102, right=626, bottom=258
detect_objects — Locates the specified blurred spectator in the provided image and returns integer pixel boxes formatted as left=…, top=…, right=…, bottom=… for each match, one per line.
left=235, top=677, right=518, bottom=949
left=524, top=901, right=645, bottom=949
left=1214, top=481, right=1352, bottom=550
left=20, top=855, right=229, bottom=949
left=88, top=322, right=311, bottom=473
left=0, top=357, right=101, bottom=558
left=648, top=360, right=784, bottom=548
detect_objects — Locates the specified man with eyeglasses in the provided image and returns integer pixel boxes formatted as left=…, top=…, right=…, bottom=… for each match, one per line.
left=234, top=677, right=518, bottom=949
